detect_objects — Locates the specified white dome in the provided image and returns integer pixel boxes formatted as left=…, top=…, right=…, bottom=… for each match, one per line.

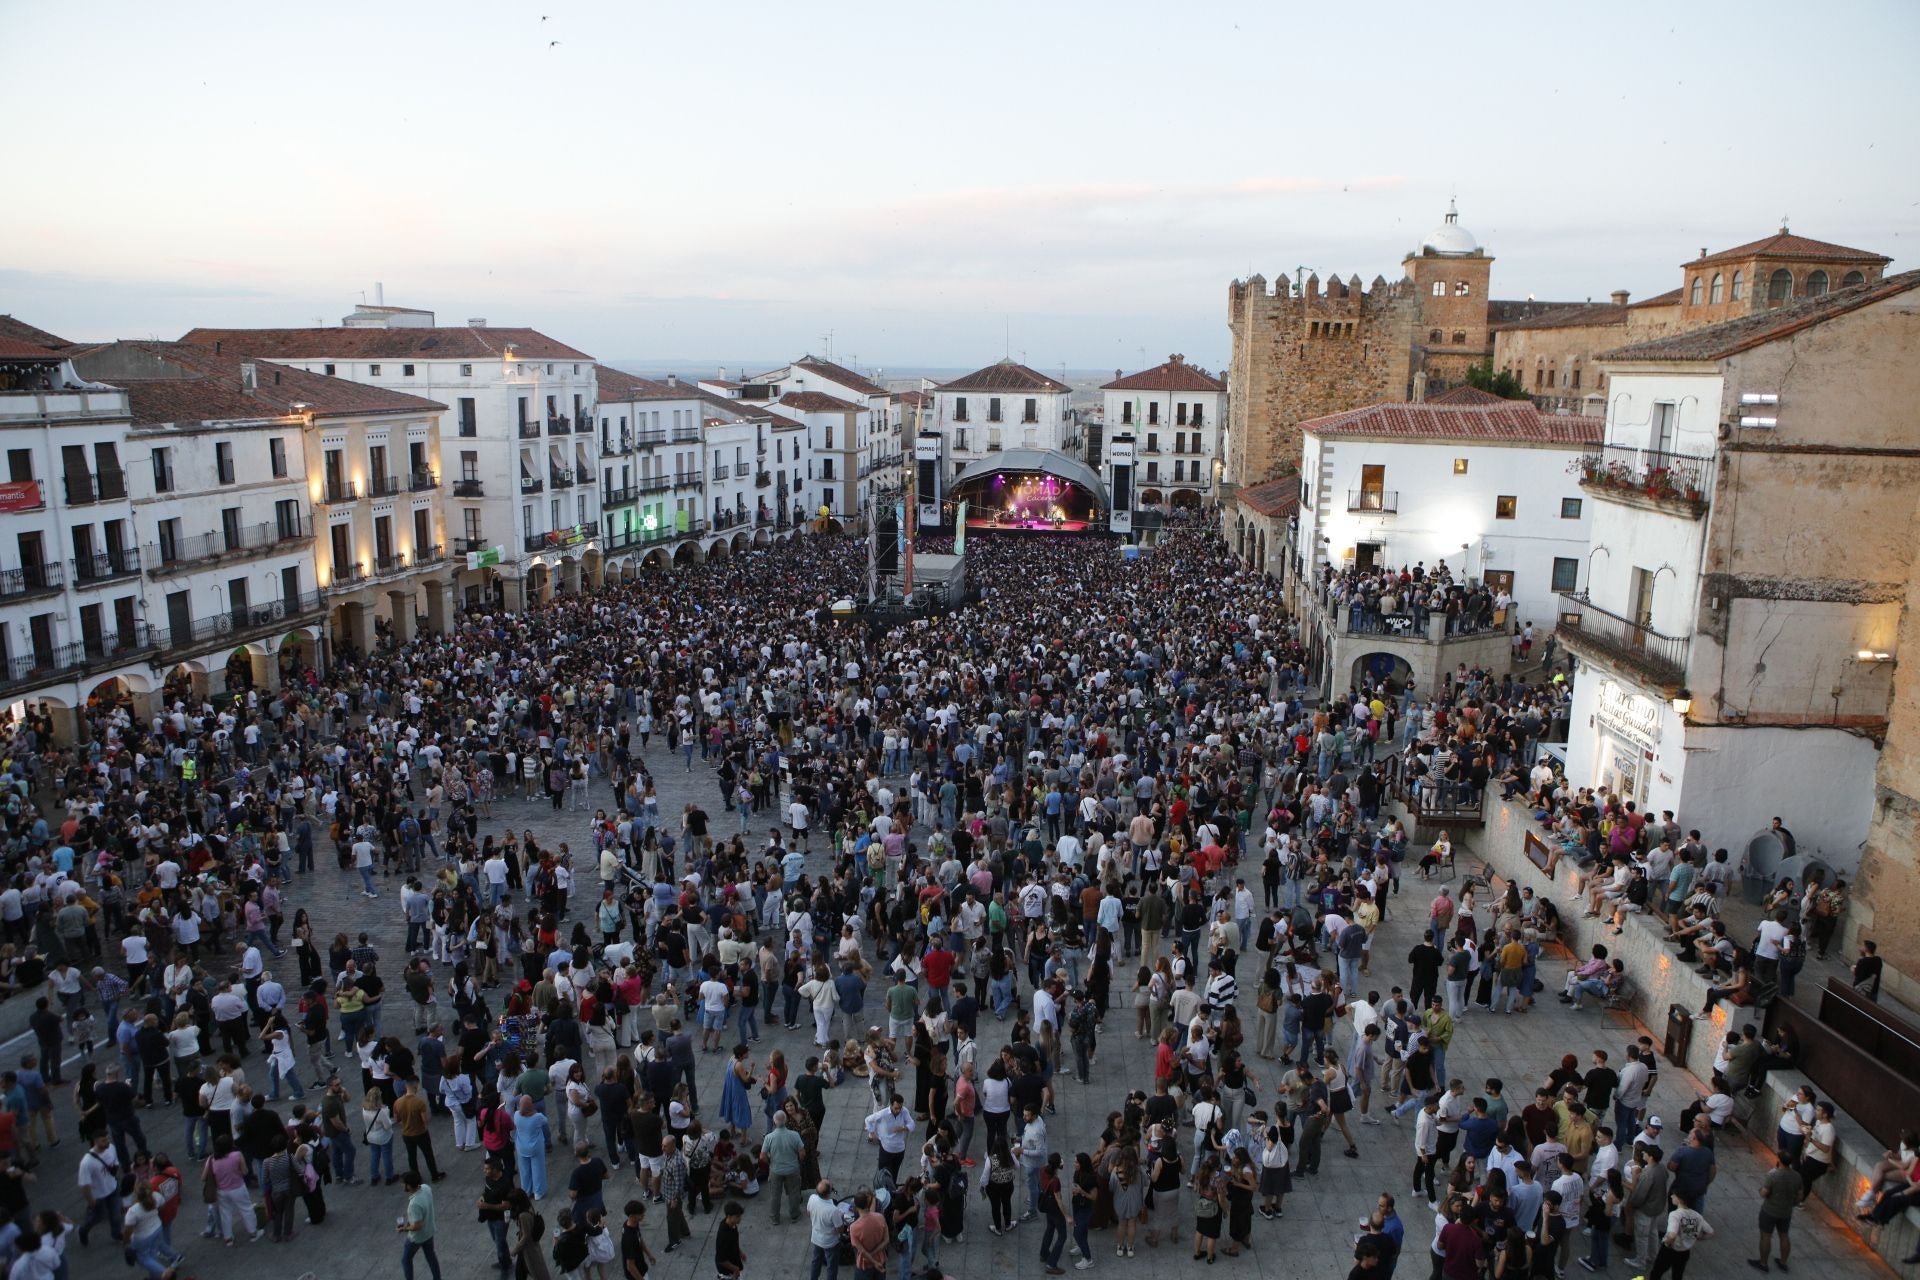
left=1421, top=200, right=1479, bottom=256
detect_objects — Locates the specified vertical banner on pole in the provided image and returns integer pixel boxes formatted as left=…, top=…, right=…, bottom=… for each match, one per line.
left=953, top=501, right=968, bottom=557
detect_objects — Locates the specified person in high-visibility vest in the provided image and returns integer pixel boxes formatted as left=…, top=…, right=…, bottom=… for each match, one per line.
left=181, top=756, right=197, bottom=784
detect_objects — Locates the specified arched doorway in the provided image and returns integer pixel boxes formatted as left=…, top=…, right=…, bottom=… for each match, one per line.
left=161, top=662, right=200, bottom=707
left=643, top=548, right=670, bottom=572
left=1139, top=488, right=1165, bottom=506
left=582, top=547, right=604, bottom=589
left=706, top=538, right=730, bottom=562
left=731, top=532, right=748, bottom=554
left=526, top=562, right=552, bottom=602
left=752, top=527, right=771, bottom=547
left=1351, top=651, right=1414, bottom=694
left=1169, top=488, right=1203, bottom=510
left=224, top=646, right=257, bottom=691
left=278, top=630, right=317, bottom=683
left=673, top=541, right=701, bottom=567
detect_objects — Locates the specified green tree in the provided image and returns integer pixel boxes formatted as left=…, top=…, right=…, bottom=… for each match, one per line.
left=1464, top=358, right=1531, bottom=400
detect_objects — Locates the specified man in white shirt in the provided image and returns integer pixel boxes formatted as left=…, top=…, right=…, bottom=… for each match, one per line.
left=863, top=1095, right=915, bottom=1184
left=698, top=974, right=732, bottom=1051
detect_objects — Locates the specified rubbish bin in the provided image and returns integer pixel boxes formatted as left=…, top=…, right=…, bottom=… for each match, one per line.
left=1664, top=1003, right=1694, bottom=1067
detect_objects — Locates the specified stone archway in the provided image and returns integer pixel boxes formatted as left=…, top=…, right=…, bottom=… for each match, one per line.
left=673, top=540, right=702, bottom=567
left=278, top=629, right=318, bottom=682
left=731, top=532, right=748, bottom=554
left=527, top=562, right=553, bottom=602
left=707, top=537, right=730, bottom=562
left=752, top=527, right=771, bottom=546
left=1169, top=488, right=1203, bottom=509
left=1351, top=651, right=1414, bottom=694
left=582, top=547, right=604, bottom=589
left=1139, top=488, right=1164, bottom=506
left=643, top=548, right=670, bottom=572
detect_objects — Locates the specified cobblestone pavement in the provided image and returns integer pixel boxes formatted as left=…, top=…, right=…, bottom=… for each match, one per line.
left=16, top=750, right=1896, bottom=1280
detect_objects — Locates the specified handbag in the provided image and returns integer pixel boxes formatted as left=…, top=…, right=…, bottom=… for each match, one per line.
left=1194, top=1194, right=1220, bottom=1220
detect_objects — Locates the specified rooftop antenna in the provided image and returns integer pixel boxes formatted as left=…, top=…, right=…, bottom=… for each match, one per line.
left=1003, top=316, right=1010, bottom=360
left=819, top=330, right=834, bottom=362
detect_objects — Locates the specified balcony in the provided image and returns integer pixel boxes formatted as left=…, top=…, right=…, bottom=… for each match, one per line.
left=1308, top=580, right=1505, bottom=645
left=330, top=561, right=368, bottom=586
left=0, top=625, right=163, bottom=693
left=454, top=536, right=489, bottom=555
left=517, top=420, right=542, bottom=440
left=1554, top=590, right=1690, bottom=692
left=1576, top=443, right=1713, bottom=518
left=734, top=462, right=751, bottom=477
left=602, top=435, right=632, bottom=457
left=323, top=479, right=359, bottom=504
left=548, top=415, right=572, bottom=435
left=1347, top=489, right=1398, bottom=513
left=153, top=591, right=329, bottom=655
left=148, top=517, right=312, bottom=575
left=373, top=551, right=408, bottom=576
left=986, top=441, right=1003, bottom=452
left=520, top=476, right=544, bottom=495
left=62, top=469, right=127, bottom=505
left=414, top=543, right=446, bottom=565
left=549, top=468, right=574, bottom=489
left=409, top=470, right=439, bottom=491
left=671, top=426, right=701, bottom=444
left=369, top=474, right=402, bottom=497
left=710, top=468, right=727, bottom=482
left=673, top=471, right=699, bottom=488
left=0, top=560, right=63, bottom=602
left=453, top=478, right=484, bottom=498
left=755, top=470, right=771, bottom=488
left=638, top=475, right=673, bottom=495
left=636, top=429, right=666, bottom=447
left=604, top=485, right=638, bottom=505
left=71, top=547, right=141, bottom=584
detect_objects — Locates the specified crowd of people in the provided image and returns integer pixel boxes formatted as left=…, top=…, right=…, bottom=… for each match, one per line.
left=0, top=519, right=1902, bottom=1280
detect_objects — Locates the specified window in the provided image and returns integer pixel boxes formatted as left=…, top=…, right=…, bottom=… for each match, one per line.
left=1842, top=270, right=1866, bottom=288
left=221, top=507, right=242, bottom=551
left=1121, top=401, right=1133, bottom=424
left=463, top=508, right=482, bottom=542
left=458, top=397, right=477, bottom=437
left=1455, top=281, right=1471, bottom=296
left=459, top=363, right=473, bottom=377
left=1146, top=433, right=1159, bottom=453
left=1145, top=462, right=1158, bottom=481
left=1534, top=368, right=1544, bottom=388
left=1709, top=273, right=1724, bottom=304
left=401, top=363, right=415, bottom=377
left=151, top=447, right=174, bottom=493
left=368, top=364, right=382, bottom=377
left=1560, top=497, right=1583, bottom=519
left=1452, top=331, right=1467, bottom=344
left=156, top=517, right=182, bottom=563
left=1495, top=495, right=1516, bottom=519
left=1652, top=401, right=1677, bottom=454
left=1768, top=268, right=1793, bottom=302
left=1452, top=458, right=1468, bottom=475
left=1022, top=398, right=1037, bottom=424
left=824, top=424, right=834, bottom=450
left=1429, top=329, right=1443, bottom=342
left=269, top=437, right=287, bottom=478
left=988, top=397, right=1002, bottom=423
left=1431, top=281, right=1446, bottom=297
left=1805, top=269, right=1829, bottom=298
left=323, top=363, right=335, bottom=376
left=1147, top=401, right=1159, bottom=425
left=953, top=397, right=968, bottom=422
left=1175, top=402, right=1188, bottom=426
left=1552, top=557, right=1579, bottom=593
left=523, top=503, right=535, bottom=537
left=275, top=498, right=301, bottom=538
left=1689, top=276, right=1703, bottom=305
left=1730, top=270, right=1745, bottom=301
left=1572, top=368, right=1582, bottom=389
left=215, top=441, right=235, bottom=485
left=330, top=523, right=351, bottom=577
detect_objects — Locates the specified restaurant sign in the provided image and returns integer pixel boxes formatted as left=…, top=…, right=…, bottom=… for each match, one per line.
left=1595, top=679, right=1662, bottom=752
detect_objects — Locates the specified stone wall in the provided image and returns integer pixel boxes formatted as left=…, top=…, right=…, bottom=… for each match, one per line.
left=1225, top=273, right=1417, bottom=488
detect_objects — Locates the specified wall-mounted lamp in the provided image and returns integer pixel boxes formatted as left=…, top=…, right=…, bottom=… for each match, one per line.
left=1855, top=650, right=1894, bottom=663
left=1739, top=416, right=1778, bottom=429
left=1739, top=393, right=1780, bottom=406
left=1670, top=688, right=1692, bottom=715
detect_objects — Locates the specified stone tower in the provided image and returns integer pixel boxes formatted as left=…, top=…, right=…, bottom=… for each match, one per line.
left=1225, top=203, right=1494, bottom=488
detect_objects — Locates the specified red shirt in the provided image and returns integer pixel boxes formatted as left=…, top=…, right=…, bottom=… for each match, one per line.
left=1438, top=1221, right=1483, bottom=1280
left=922, top=948, right=955, bottom=990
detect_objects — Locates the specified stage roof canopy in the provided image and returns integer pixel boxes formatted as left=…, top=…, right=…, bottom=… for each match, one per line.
left=951, top=448, right=1109, bottom=509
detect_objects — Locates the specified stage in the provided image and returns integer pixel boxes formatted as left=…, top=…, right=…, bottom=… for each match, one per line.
left=964, top=516, right=1092, bottom=533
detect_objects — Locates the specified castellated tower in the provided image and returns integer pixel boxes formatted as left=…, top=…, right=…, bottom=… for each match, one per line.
left=1225, top=269, right=1417, bottom=488
left=1225, top=203, right=1494, bottom=488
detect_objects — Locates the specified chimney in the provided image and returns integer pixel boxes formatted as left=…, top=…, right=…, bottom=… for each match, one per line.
left=467, top=318, right=487, bottom=327
left=717, top=366, right=727, bottom=380
left=1698, top=248, right=1707, bottom=260
left=1610, top=290, right=1630, bottom=306
left=375, top=282, right=384, bottom=306
left=666, top=373, right=678, bottom=387
left=240, top=362, right=257, bottom=391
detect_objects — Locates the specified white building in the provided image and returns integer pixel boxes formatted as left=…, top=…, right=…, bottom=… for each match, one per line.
left=183, top=306, right=600, bottom=609
left=1557, top=272, right=1920, bottom=870
left=1290, top=394, right=1599, bottom=697
left=1100, top=354, right=1227, bottom=509
left=932, top=360, right=1074, bottom=478
left=1, top=326, right=147, bottom=739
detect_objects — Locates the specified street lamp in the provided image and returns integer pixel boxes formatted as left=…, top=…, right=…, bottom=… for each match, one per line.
left=1671, top=688, right=1692, bottom=716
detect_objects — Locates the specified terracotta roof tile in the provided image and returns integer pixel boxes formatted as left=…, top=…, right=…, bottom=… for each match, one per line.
left=1486, top=299, right=1597, bottom=325
left=939, top=359, right=1069, bottom=393
left=1299, top=401, right=1600, bottom=446
left=180, top=325, right=593, bottom=362
left=1102, top=356, right=1226, bottom=392
left=1236, top=478, right=1300, bottom=518
left=1629, top=287, right=1684, bottom=309
left=1690, top=231, right=1890, bottom=269
left=791, top=357, right=886, bottom=397
left=0, top=315, right=72, bottom=351
left=892, top=390, right=932, bottom=406
left=595, top=365, right=697, bottom=401
left=70, top=341, right=445, bottom=425
left=777, top=390, right=863, bottom=413
left=1601, top=269, right=1920, bottom=363
left=0, top=337, right=62, bottom=360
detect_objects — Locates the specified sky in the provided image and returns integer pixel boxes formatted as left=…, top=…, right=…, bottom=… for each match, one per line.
left=3, top=0, right=1916, bottom=373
